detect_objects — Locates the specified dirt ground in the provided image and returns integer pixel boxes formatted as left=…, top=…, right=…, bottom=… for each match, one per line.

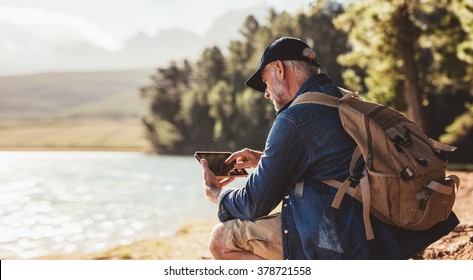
left=413, top=171, right=473, bottom=260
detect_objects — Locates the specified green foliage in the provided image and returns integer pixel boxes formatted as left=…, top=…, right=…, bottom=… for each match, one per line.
left=440, top=103, right=473, bottom=144
left=452, top=0, right=473, bottom=85
left=335, top=0, right=473, bottom=133
left=335, top=0, right=412, bottom=110
left=140, top=0, right=473, bottom=162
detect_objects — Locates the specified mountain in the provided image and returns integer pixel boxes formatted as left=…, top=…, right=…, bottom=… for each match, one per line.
left=116, top=29, right=206, bottom=68
left=203, top=6, right=268, bottom=50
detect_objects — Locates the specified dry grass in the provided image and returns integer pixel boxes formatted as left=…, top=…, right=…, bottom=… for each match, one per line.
left=0, top=118, right=150, bottom=151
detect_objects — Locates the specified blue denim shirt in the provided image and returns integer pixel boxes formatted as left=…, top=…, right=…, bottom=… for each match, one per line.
left=218, top=74, right=459, bottom=259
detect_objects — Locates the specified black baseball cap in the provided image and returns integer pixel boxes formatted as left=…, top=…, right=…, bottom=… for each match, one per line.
left=245, top=37, right=321, bottom=93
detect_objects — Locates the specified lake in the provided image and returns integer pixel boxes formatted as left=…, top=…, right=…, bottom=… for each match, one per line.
left=0, top=151, right=244, bottom=259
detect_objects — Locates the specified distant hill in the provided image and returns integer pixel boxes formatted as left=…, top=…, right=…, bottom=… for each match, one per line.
left=0, top=6, right=270, bottom=120
left=0, top=69, right=154, bottom=119
left=108, top=28, right=207, bottom=70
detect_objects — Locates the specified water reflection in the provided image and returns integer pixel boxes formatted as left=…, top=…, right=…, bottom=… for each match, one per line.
left=0, top=152, right=232, bottom=259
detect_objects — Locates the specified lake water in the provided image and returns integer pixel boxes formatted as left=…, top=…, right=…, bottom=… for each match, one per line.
left=0, top=151, right=244, bottom=259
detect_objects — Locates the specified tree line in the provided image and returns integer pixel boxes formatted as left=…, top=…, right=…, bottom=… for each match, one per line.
left=140, top=0, right=473, bottom=163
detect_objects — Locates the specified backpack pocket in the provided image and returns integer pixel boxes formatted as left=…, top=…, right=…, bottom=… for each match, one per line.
left=410, top=182, right=456, bottom=230
left=352, top=170, right=401, bottom=225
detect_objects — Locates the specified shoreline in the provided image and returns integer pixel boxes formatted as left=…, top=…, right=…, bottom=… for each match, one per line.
left=33, top=217, right=219, bottom=260
left=0, top=147, right=152, bottom=152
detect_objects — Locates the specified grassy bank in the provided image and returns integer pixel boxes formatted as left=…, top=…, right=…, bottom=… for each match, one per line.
left=0, top=118, right=151, bottom=151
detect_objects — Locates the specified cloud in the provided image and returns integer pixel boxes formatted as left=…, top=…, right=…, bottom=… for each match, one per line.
left=0, top=4, right=121, bottom=53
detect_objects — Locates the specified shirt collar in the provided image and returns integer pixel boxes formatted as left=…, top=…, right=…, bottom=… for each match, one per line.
left=276, top=74, right=331, bottom=115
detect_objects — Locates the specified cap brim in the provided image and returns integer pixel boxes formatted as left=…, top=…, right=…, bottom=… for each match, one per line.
left=245, top=60, right=322, bottom=93
left=244, top=67, right=266, bottom=93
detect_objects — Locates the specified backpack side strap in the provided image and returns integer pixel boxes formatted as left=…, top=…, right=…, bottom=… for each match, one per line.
left=429, top=138, right=457, bottom=152
left=321, top=171, right=375, bottom=240
left=425, top=175, right=460, bottom=195
left=328, top=146, right=363, bottom=209
left=359, top=172, right=375, bottom=240
left=326, top=178, right=354, bottom=209
left=321, top=179, right=356, bottom=196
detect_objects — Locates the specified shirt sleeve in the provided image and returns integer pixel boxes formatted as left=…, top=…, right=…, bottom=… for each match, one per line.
left=217, top=114, right=312, bottom=222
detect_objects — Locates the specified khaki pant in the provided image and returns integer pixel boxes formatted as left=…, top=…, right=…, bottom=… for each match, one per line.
left=222, top=212, right=283, bottom=260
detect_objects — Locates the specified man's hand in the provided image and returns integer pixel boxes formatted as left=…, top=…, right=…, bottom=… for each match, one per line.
left=225, top=148, right=263, bottom=169
left=200, top=159, right=235, bottom=204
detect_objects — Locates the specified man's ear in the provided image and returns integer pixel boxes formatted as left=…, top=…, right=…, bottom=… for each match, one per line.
left=273, top=60, right=285, bottom=80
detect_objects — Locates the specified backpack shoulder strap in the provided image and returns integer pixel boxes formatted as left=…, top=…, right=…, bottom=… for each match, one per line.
left=290, top=87, right=359, bottom=108
left=290, top=91, right=340, bottom=108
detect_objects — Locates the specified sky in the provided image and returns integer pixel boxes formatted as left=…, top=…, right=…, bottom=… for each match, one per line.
left=0, top=0, right=317, bottom=75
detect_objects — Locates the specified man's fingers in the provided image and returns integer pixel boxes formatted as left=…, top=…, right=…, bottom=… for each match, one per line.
left=233, top=162, right=246, bottom=169
left=224, top=154, right=237, bottom=165
left=219, top=176, right=235, bottom=187
left=200, top=158, right=209, bottom=168
left=201, top=159, right=215, bottom=184
left=225, top=148, right=249, bottom=164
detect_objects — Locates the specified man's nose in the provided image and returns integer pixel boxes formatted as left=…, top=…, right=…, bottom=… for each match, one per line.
left=264, top=89, right=270, bottom=99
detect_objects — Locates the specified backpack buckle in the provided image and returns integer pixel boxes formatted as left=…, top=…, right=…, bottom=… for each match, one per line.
left=348, top=173, right=363, bottom=186
left=387, top=128, right=412, bottom=147
left=435, top=149, right=449, bottom=161
left=394, top=133, right=412, bottom=147
left=400, top=168, right=415, bottom=181
left=415, top=157, right=428, bottom=167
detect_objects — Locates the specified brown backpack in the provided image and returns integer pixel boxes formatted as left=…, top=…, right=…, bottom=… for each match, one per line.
left=290, top=89, right=460, bottom=240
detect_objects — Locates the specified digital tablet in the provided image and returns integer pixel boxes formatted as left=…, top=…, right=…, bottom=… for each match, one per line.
left=194, top=151, right=248, bottom=177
